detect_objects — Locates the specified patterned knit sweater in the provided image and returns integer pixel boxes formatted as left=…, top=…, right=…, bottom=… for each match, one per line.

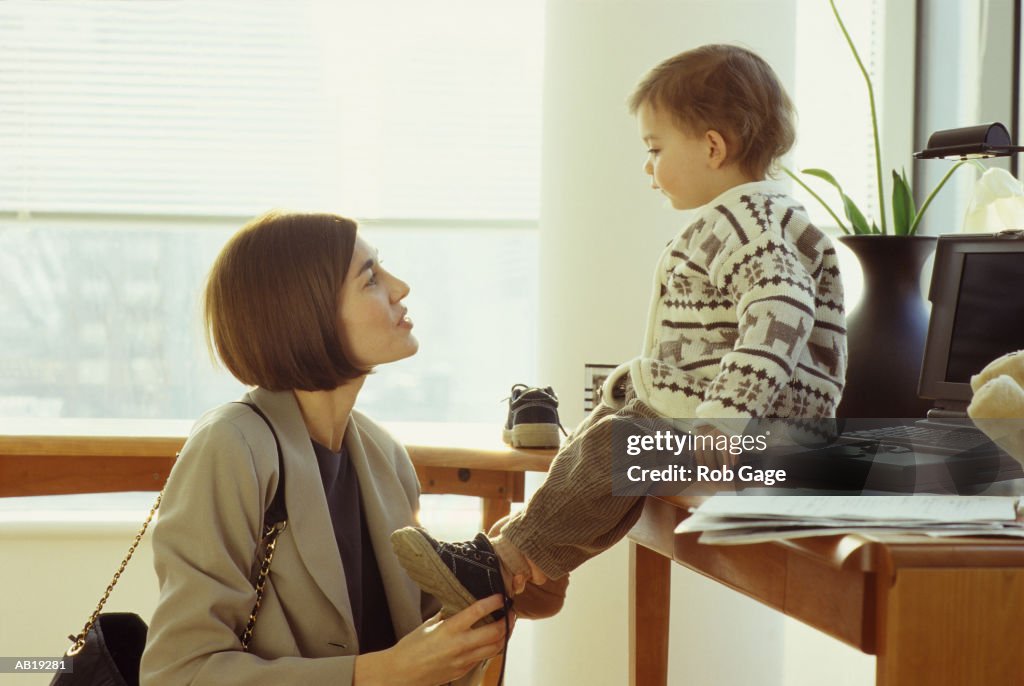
left=603, top=180, right=847, bottom=419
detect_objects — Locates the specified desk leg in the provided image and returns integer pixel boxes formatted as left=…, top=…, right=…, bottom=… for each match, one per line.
left=876, top=567, right=1024, bottom=685
left=630, top=541, right=671, bottom=686
left=482, top=496, right=512, bottom=533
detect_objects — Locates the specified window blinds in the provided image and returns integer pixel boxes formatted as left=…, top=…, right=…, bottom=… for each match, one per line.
left=0, top=1, right=543, bottom=219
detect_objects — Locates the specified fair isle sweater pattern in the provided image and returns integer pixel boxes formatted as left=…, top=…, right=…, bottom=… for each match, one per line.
left=606, top=181, right=848, bottom=420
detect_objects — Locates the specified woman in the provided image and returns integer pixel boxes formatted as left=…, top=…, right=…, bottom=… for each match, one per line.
left=140, top=211, right=508, bottom=685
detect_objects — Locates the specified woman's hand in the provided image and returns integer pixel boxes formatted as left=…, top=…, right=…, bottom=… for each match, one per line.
left=354, top=594, right=513, bottom=686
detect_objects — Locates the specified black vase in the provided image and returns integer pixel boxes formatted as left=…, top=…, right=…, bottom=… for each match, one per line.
left=836, top=235, right=937, bottom=418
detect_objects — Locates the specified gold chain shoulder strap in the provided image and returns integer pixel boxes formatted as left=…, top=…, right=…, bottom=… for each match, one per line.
left=67, top=490, right=287, bottom=655
left=67, top=491, right=163, bottom=656
left=235, top=400, right=288, bottom=651
left=67, top=401, right=287, bottom=655
left=239, top=518, right=288, bottom=651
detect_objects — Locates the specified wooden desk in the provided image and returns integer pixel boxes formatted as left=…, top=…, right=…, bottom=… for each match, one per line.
left=11, top=424, right=1023, bottom=684
left=628, top=496, right=1024, bottom=686
left=0, top=421, right=555, bottom=529
left=0, top=421, right=556, bottom=686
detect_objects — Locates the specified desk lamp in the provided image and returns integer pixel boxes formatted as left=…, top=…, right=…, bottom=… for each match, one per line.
left=914, top=121, right=1024, bottom=160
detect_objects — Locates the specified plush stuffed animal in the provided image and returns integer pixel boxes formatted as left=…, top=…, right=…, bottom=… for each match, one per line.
left=967, top=350, right=1024, bottom=462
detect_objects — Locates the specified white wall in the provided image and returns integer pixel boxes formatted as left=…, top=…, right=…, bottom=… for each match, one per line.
left=0, top=495, right=160, bottom=686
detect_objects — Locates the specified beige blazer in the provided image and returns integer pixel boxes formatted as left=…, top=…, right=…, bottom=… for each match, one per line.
left=140, top=387, right=483, bottom=685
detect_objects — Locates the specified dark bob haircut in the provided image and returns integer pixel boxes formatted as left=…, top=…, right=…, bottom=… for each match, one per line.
left=204, top=211, right=366, bottom=391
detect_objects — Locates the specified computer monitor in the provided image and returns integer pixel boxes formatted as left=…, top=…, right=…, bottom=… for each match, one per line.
left=918, top=231, right=1024, bottom=413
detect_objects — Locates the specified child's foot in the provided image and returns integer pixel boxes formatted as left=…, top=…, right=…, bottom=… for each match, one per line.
left=390, top=527, right=512, bottom=623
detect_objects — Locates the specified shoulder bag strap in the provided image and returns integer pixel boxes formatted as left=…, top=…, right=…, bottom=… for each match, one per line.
left=234, top=400, right=288, bottom=651
left=67, top=401, right=288, bottom=655
left=66, top=491, right=162, bottom=655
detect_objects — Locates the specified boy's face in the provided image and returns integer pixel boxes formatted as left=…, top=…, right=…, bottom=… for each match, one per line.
left=637, top=102, right=720, bottom=210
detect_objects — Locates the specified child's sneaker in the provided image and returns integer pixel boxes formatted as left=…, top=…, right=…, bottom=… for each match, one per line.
left=390, top=528, right=511, bottom=623
left=502, top=384, right=564, bottom=448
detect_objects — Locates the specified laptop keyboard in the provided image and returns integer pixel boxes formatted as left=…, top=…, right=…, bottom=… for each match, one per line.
left=843, top=424, right=996, bottom=456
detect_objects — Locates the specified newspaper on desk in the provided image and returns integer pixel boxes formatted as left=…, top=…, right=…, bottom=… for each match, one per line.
left=675, top=495, right=1024, bottom=545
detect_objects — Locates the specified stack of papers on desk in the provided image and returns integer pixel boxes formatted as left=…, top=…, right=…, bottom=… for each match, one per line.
left=675, top=495, right=1024, bottom=545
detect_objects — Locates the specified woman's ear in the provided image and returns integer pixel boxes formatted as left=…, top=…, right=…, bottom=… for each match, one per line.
left=704, top=129, right=729, bottom=169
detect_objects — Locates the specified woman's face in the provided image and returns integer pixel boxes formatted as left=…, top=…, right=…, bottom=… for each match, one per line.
left=337, top=236, right=418, bottom=369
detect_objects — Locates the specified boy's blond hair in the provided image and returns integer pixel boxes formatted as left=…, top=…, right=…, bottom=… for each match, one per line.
left=628, top=44, right=795, bottom=179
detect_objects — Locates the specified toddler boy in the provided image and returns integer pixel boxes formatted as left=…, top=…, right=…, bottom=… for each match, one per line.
left=392, top=44, right=847, bottom=617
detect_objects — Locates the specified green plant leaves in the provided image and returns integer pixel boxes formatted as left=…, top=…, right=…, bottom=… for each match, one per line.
left=782, top=166, right=851, bottom=234
left=802, top=168, right=873, bottom=234
left=891, top=168, right=917, bottom=235
left=794, top=162, right=975, bottom=237
left=807, top=0, right=971, bottom=236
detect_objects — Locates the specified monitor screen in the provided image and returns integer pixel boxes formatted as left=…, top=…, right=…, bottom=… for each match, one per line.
left=918, top=233, right=1024, bottom=408
left=946, top=252, right=1024, bottom=382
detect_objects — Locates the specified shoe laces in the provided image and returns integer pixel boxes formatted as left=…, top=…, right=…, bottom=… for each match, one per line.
left=438, top=538, right=511, bottom=685
left=507, top=383, right=555, bottom=403
left=496, top=593, right=512, bottom=686
left=448, top=534, right=511, bottom=685
left=445, top=540, right=481, bottom=557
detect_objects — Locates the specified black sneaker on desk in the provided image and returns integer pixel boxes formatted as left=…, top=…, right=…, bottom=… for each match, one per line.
left=502, top=384, right=564, bottom=448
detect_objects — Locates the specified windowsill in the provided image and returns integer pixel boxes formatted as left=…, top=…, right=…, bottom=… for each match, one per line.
left=0, top=417, right=194, bottom=438
left=0, top=492, right=161, bottom=535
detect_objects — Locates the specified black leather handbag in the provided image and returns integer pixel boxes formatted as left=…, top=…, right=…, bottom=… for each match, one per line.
left=50, top=402, right=288, bottom=686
